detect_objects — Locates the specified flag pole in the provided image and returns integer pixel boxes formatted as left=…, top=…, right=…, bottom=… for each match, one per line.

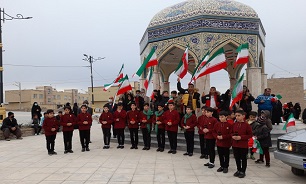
left=112, top=84, right=121, bottom=109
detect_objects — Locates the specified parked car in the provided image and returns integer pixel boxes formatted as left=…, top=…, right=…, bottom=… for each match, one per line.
left=274, top=129, right=306, bottom=176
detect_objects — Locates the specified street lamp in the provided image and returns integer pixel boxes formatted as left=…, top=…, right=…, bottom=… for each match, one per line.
left=0, top=8, right=32, bottom=121
left=82, top=54, right=105, bottom=109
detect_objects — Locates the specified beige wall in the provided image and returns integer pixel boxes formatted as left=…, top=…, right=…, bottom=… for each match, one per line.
left=267, top=77, right=305, bottom=109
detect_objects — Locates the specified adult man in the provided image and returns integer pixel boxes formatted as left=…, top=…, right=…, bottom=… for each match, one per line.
left=202, top=87, right=221, bottom=119
left=254, top=88, right=273, bottom=115
left=177, top=78, right=200, bottom=114
left=1, top=112, right=22, bottom=141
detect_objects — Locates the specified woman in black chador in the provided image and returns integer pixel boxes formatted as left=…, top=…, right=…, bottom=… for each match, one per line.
left=31, top=102, right=42, bottom=120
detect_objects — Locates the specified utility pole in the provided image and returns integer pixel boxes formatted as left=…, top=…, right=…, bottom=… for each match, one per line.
left=13, top=81, right=21, bottom=110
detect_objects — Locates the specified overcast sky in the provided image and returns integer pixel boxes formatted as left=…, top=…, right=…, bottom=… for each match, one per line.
left=2, top=0, right=306, bottom=98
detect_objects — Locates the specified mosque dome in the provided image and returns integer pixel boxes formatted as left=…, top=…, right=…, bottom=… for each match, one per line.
left=149, top=0, right=258, bottom=28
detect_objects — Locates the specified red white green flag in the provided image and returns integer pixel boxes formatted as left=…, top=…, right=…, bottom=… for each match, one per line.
left=134, top=47, right=158, bottom=77
left=282, top=113, right=296, bottom=131
left=144, top=67, right=153, bottom=91
left=252, top=138, right=263, bottom=154
left=103, top=64, right=124, bottom=91
left=117, top=75, right=132, bottom=95
left=192, top=51, right=210, bottom=81
left=234, top=43, right=249, bottom=68
left=229, top=73, right=244, bottom=110
left=195, top=48, right=226, bottom=80
left=175, top=47, right=188, bottom=79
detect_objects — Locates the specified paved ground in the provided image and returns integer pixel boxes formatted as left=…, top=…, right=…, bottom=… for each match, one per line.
left=0, top=120, right=305, bottom=184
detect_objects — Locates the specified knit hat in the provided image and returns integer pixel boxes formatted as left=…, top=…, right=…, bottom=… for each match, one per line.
left=257, top=116, right=266, bottom=123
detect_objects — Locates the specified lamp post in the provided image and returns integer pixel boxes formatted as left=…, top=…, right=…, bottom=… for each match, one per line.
left=83, top=54, right=105, bottom=109
left=0, top=8, right=32, bottom=121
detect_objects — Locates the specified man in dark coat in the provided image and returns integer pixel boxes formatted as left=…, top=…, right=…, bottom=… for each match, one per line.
left=177, top=78, right=200, bottom=114
left=1, top=112, right=22, bottom=141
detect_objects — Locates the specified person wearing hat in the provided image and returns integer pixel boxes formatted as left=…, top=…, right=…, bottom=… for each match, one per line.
left=1, top=112, right=22, bottom=141
left=164, top=100, right=180, bottom=154
left=113, top=102, right=127, bottom=149
left=177, top=78, right=200, bottom=114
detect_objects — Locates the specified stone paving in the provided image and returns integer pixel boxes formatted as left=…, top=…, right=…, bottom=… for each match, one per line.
left=0, top=120, right=305, bottom=184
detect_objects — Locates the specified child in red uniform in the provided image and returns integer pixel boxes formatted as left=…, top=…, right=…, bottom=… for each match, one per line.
left=127, top=102, right=140, bottom=149
left=60, top=106, right=76, bottom=154
left=164, top=100, right=180, bottom=154
left=197, top=106, right=209, bottom=159
left=113, top=103, right=127, bottom=149
left=139, top=103, right=153, bottom=150
left=77, top=105, right=93, bottom=152
left=213, top=111, right=233, bottom=173
left=227, top=110, right=235, bottom=125
left=99, top=104, right=113, bottom=149
left=232, top=110, right=253, bottom=178
left=42, top=109, right=58, bottom=155
left=203, top=107, right=218, bottom=168
left=153, top=103, right=166, bottom=152
left=181, top=106, right=197, bottom=156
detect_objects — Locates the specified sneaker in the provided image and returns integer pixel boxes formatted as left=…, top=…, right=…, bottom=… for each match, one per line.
left=188, top=153, right=193, bottom=157
left=156, top=148, right=161, bottom=152
left=208, top=163, right=215, bottom=168
left=168, top=150, right=173, bottom=154
left=64, top=150, right=69, bottom=154
left=250, top=155, right=256, bottom=160
left=172, top=150, right=177, bottom=154
left=82, top=148, right=85, bottom=152
left=255, top=159, right=264, bottom=164
left=48, top=152, right=53, bottom=156
left=120, top=145, right=124, bottom=149
left=200, top=154, right=205, bottom=159
left=86, top=147, right=90, bottom=151
left=142, top=147, right=147, bottom=150
left=265, top=163, right=270, bottom=167
left=130, top=146, right=135, bottom=149
left=117, top=145, right=121, bottom=149
left=135, top=146, right=138, bottom=149
left=146, top=147, right=150, bottom=150
left=51, top=151, right=57, bottom=155
left=159, top=148, right=164, bottom=152
left=204, top=162, right=210, bottom=166
left=183, top=152, right=189, bottom=156
left=68, top=150, right=74, bottom=153
left=223, top=168, right=228, bottom=173
left=103, top=146, right=107, bottom=149
left=238, top=172, right=246, bottom=178
left=233, top=171, right=240, bottom=177
left=217, top=167, right=224, bottom=172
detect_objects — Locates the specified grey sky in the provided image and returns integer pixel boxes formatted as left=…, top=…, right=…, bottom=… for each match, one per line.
left=2, top=0, right=306, bottom=97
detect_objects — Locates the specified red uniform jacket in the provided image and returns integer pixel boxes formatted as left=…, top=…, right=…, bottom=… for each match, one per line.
left=213, top=121, right=233, bottom=148
left=231, top=121, right=253, bottom=148
left=202, top=116, right=218, bottom=139
left=127, top=110, right=140, bottom=129
left=163, top=109, right=180, bottom=132
left=197, top=115, right=206, bottom=135
left=43, top=117, right=58, bottom=136
left=77, top=112, right=92, bottom=130
left=60, top=114, right=76, bottom=132
left=99, top=111, right=113, bottom=129
left=152, top=112, right=166, bottom=129
left=113, top=110, right=127, bottom=129
left=139, top=111, right=153, bottom=129
left=180, top=114, right=197, bottom=132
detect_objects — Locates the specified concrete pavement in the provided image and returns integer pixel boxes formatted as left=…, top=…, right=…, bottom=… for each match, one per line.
left=0, top=120, right=305, bottom=184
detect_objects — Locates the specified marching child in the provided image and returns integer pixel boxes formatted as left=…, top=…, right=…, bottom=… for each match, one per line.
left=127, top=102, right=140, bottom=149
left=232, top=110, right=253, bottom=178
left=181, top=106, right=197, bottom=156
left=139, top=103, right=153, bottom=150
left=99, top=104, right=113, bottom=149
left=113, top=102, right=127, bottom=149
left=77, top=105, right=93, bottom=152
left=197, top=106, right=208, bottom=159
left=42, top=109, right=58, bottom=155
left=153, top=103, right=166, bottom=152
left=60, top=106, right=76, bottom=154
left=213, top=111, right=233, bottom=173
left=203, top=107, right=218, bottom=168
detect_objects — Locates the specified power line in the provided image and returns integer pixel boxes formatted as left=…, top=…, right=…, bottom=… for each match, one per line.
left=265, top=60, right=299, bottom=77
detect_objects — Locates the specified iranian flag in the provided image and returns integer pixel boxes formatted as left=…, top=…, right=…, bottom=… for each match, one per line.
left=282, top=113, right=296, bottom=131
left=195, top=48, right=226, bottom=80
left=134, top=47, right=158, bottom=77
left=103, top=64, right=124, bottom=91
left=229, top=73, right=244, bottom=110
left=117, top=75, right=132, bottom=96
left=252, top=138, right=263, bottom=154
left=234, top=43, right=249, bottom=68
left=144, top=67, right=153, bottom=91
left=175, top=47, right=188, bottom=79
left=192, top=51, right=210, bottom=81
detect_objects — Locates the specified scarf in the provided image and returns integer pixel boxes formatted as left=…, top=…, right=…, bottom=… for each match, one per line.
left=154, top=110, right=164, bottom=134
left=143, top=110, right=153, bottom=133
left=183, top=113, right=192, bottom=132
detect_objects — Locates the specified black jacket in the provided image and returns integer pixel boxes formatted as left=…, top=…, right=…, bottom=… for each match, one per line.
left=272, top=101, right=283, bottom=124
left=177, top=82, right=200, bottom=109
left=1, top=117, right=18, bottom=130
left=254, top=123, right=272, bottom=148
left=239, top=92, right=255, bottom=112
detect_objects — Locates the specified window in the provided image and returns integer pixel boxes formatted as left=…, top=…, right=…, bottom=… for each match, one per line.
left=47, top=98, right=51, bottom=103
left=47, top=88, right=51, bottom=94
left=33, top=94, right=37, bottom=99
left=39, top=94, right=43, bottom=99
left=57, top=95, right=61, bottom=100
left=64, top=96, right=67, bottom=100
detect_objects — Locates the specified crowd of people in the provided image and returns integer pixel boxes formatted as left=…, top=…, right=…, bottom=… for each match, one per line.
left=1, top=78, right=304, bottom=179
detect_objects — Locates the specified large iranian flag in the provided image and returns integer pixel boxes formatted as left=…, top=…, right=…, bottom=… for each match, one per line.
left=282, top=113, right=296, bottom=131
left=117, top=75, right=132, bottom=96
left=195, top=48, right=226, bottom=80
left=234, top=43, right=249, bottom=68
left=134, top=47, right=158, bottom=77
left=192, top=51, right=210, bottom=81
left=103, top=64, right=124, bottom=91
left=175, top=47, right=188, bottom=79
left=144, top=67, right=153, bottom=91
left=229, top=73, right=244, bottom=110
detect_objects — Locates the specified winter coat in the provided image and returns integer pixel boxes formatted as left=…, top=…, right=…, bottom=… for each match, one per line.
left=1, top=117, right=18, bottom=130
left=113, top=110, right=127, bottom=129
left=163, top=109, right=180, bottom=132
left=231, top=121, right=252, bottom=148
left=99, top=111, right=113, bottom=129
left=261, top=110, right=273, bottom=131
left=60, top=114, right=76, bottom=132
left=254, top=123, right=272, bottom=148
left=126, top=110, right=140, bottom=129
left=272, top=101, right=283, bottom=124
left=77, top=112, right=93, bottom=130
left=254, top=94, right=273, bottom=111
left=240, top=92, right=255, bottom=113
left=177, top=82, right=200, bottom=110
left=43, top=117, right=58, bottom=136
left=219, top=90, right=231, bottom=111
